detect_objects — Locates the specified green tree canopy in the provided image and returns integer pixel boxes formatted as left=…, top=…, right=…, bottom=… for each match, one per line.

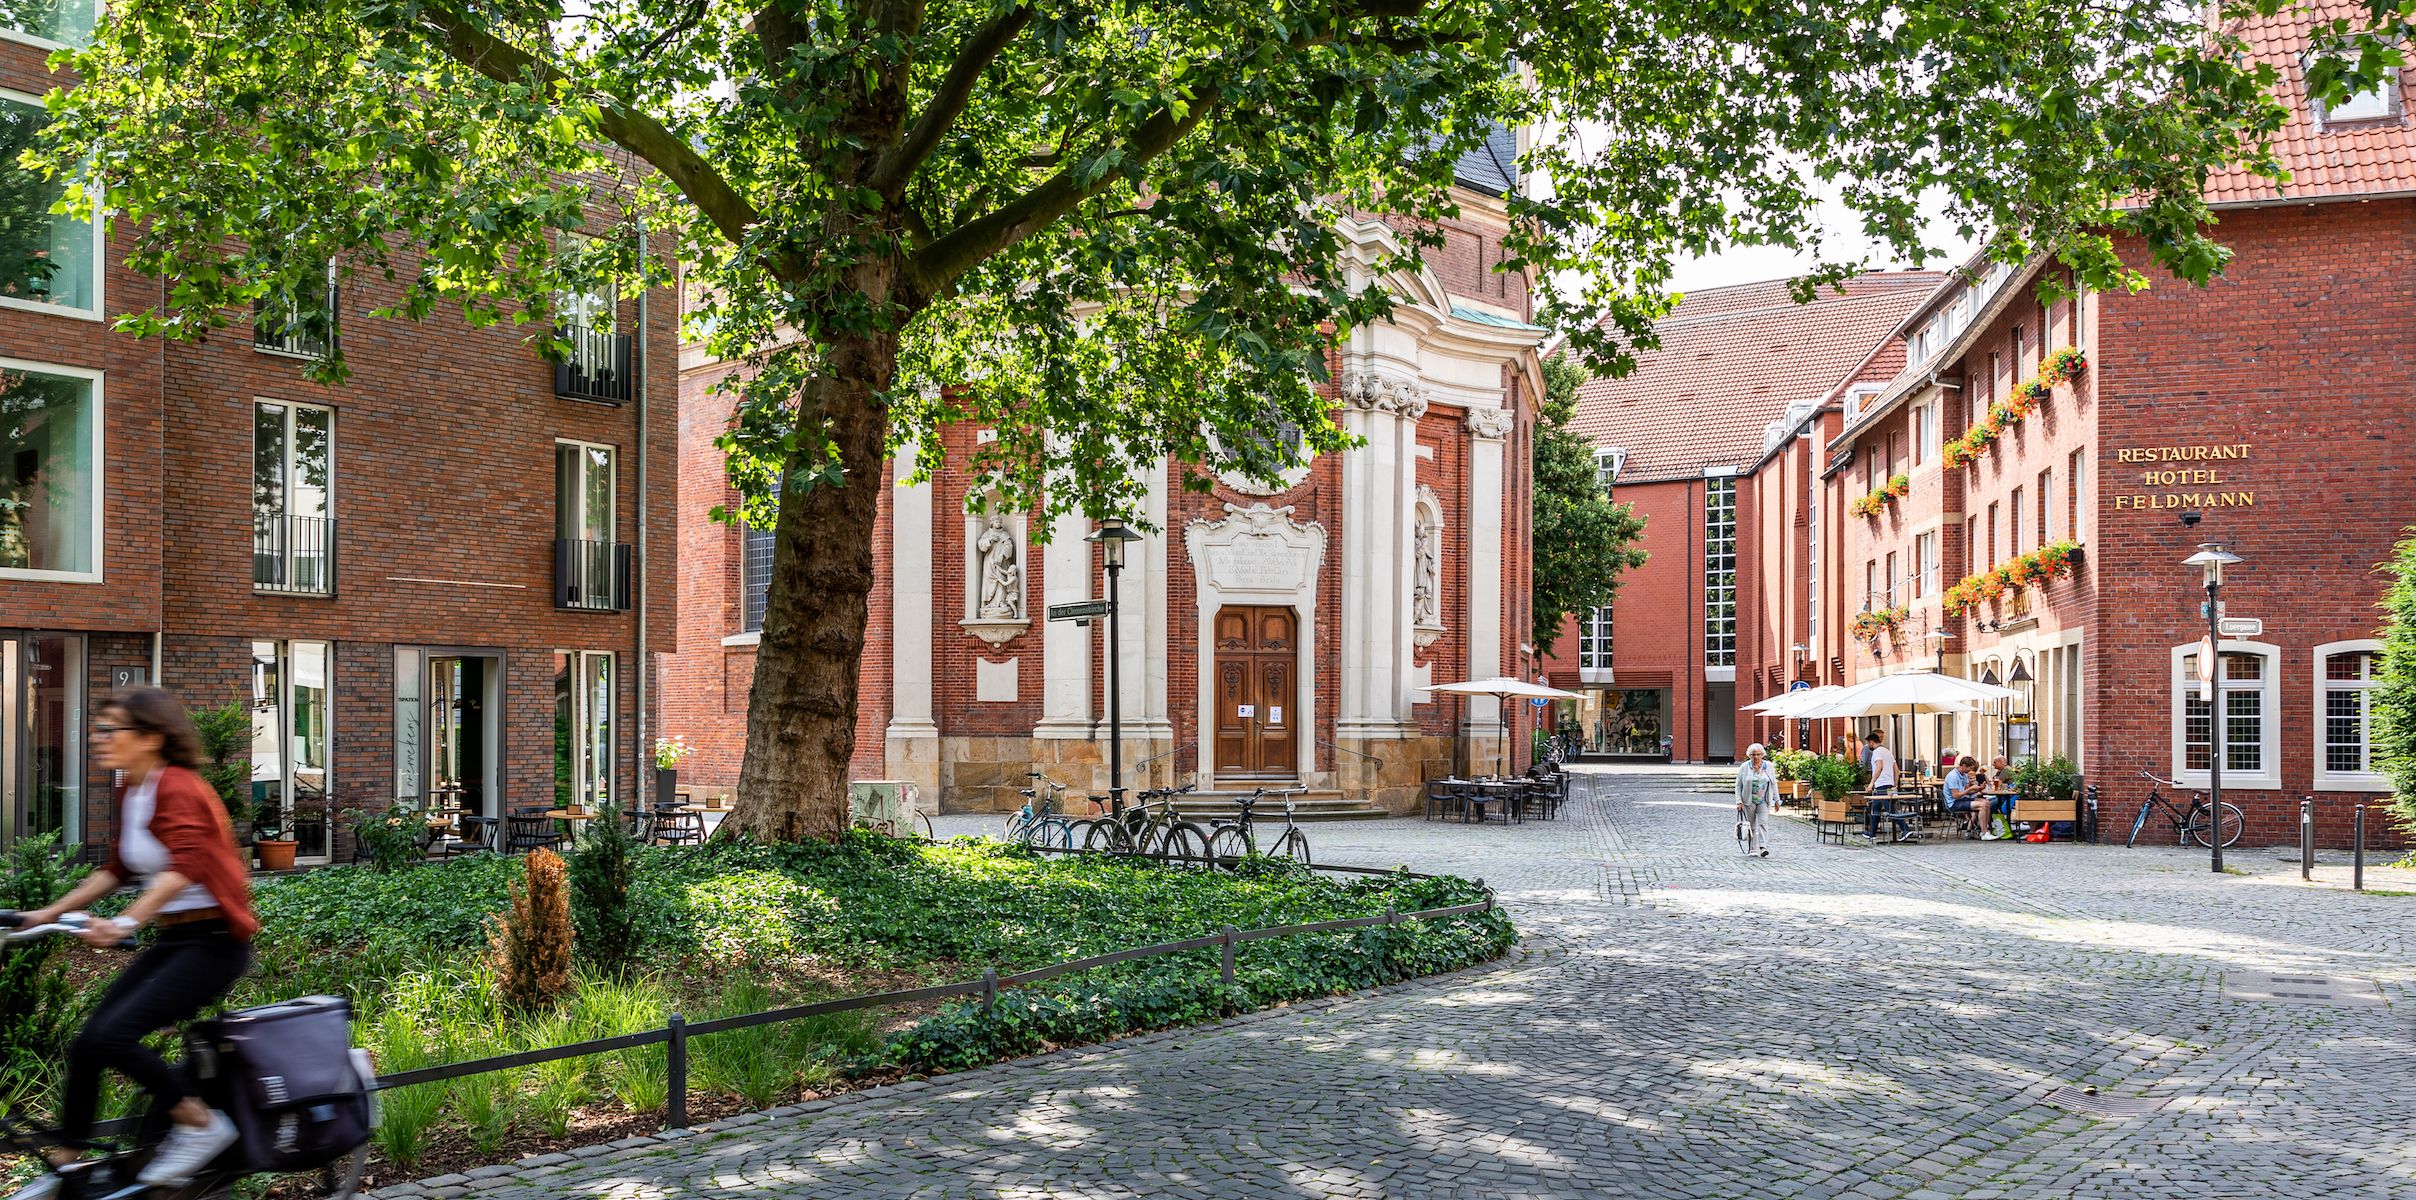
left=1531, top=354, right=1644, bottom=657
left=27, top=0, right=2411, bottom=837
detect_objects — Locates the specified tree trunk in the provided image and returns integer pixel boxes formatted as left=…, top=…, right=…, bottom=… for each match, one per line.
left=723, top=329, right=896, bottom=841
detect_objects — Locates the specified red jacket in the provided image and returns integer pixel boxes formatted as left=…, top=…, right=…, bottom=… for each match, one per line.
left=103, top=765, right=259, bottom=942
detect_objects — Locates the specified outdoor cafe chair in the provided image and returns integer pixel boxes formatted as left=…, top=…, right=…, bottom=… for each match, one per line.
left=650, top=804, right=704, bottom=847
left=504, top=808, right=566, bottom=855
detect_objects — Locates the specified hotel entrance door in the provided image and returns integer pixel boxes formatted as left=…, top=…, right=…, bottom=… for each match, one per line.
left=1212, top=606, right=1296, bottom=780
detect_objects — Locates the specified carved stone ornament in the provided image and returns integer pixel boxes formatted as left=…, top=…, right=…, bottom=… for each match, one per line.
left=958, top=618, right=1029, bottom=648
left=1465, top=405, right=1515, bottom=440
left=1184, top=502, right=1330, bottom=597
left=1411, top=485, right=1446, bottom=650
left=1339, top=371, right=1429, bottom=418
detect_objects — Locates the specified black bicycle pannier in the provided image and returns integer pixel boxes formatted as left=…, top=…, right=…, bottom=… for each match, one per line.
left=192, top=994, right=374, bottom=1173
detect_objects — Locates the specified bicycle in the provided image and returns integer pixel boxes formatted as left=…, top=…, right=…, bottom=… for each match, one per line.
left=2128, top=770, right=2245, bottom=848
left=1084, top=785, right=1209, bottom=863
left=1002, top=773, right=1091, bottom=850
left=0, top=913, right=373, bottom=1200
left=1205, top=787, right=1312, bottom=866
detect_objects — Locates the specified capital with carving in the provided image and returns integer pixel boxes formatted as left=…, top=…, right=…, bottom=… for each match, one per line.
left=1465, top=406, right=1515, bottom=440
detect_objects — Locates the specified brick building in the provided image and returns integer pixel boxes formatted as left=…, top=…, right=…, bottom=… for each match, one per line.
left=1, top=20, right=676, bottom=860
left=664, top=142, right=1544, bottom=816
left=1759, top=5, right=2416, bottom=847
left=1546, top=273, right=1938, bottom=763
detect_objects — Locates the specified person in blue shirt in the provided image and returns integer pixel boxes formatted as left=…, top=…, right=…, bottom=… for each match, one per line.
left=1945, top=754, right=1995, bottom=839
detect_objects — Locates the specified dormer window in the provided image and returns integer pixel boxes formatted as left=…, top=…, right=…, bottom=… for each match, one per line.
left=2312, top=63, right=2401, bottom=129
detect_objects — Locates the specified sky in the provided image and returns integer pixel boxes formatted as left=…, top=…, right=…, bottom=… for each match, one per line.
left=1658, top=189, right=1984, bottom=297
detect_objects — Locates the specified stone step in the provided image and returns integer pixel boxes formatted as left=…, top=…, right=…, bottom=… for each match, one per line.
left=1164, top=791, right=1391, bottom=823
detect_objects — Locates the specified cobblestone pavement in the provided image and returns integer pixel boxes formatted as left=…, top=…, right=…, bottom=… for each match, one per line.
left=381, top=767, right=2416, bottom=1199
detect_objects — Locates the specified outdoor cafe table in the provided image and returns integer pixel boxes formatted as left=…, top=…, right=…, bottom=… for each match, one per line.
left=1437, top=778, right=1523, bottom=825
left=680, top=804, right=730, bottom=837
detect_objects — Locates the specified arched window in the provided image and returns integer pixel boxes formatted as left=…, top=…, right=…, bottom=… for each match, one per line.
left=2313, top=640, right=2389, bottom=791
left=2168, top=640, right=2280, bottom=790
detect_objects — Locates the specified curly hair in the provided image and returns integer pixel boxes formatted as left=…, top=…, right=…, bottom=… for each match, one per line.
left=101, top=686, right=206, bottom=770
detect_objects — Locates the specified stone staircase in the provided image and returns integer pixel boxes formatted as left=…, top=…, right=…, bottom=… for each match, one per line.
left=1166, top=789, right=1390, bottom=823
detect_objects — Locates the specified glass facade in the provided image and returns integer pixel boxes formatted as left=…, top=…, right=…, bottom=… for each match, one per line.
left=0, top=362, right=97, bottom=576
left=0, top=0, right=99, bottom=47
left=1703, top=477, right=1736, bottom=665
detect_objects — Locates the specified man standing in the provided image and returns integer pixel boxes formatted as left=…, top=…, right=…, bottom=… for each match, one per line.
left=1861, top=729, right=1898, bottom=840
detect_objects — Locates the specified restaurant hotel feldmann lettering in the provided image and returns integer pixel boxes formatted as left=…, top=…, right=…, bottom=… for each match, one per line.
left=2112, top=443, right=2258, bottom=511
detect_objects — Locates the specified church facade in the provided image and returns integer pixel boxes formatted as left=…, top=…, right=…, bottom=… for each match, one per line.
left=665, top=165, right=1545, bottom=815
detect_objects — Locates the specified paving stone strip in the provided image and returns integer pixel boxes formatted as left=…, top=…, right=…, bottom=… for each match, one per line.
left=368, top=767, right=2414, bottom=1199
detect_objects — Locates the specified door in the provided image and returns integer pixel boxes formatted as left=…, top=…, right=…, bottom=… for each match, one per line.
left=1, top=633, right=85, bottom=849
left=1212, top=606, right=1297, bottom=780
left=1707, top=683, right=1736, bottom=761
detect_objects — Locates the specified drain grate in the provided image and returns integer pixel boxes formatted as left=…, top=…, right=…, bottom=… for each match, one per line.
left=2220, top=972, right=2386, bottom=1006
left=2041, top=1086, right=2166, bottom=1118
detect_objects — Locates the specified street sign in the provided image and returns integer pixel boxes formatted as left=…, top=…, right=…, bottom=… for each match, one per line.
left=1530, top=697, right=1550, bottom=708
left=1789, top=680, right=1811, bottom=692
left=2197, top=635, right=2216, bottom=702
left=1047, top=600, right=1114, bottom=621
left=2218, top=617, right=2264, bottom=638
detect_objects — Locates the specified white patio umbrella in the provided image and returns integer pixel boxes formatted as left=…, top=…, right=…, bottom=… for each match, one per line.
left=1794, top=670, right=2017, bottom=782
left=1742, top=685, right=1844, bottom=716
left=1430, top=677, right=1585, bottom=777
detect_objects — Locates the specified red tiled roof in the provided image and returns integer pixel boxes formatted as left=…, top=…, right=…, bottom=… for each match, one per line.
left=2200, top=4, right=2416, bottom=206
left=1569, top=273, right=1940, bottom=482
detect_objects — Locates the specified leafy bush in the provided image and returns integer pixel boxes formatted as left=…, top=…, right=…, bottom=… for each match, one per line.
left=344, top=802, right=424, bottom=874
left=1803, top=755, right=1863, bottom=802
left=1770, top=749, right=1819, bottom=782
left=489, top=849, right=573, bottom=1012
left=2010, top=753, right=2081, bottom=800
left=189, top=691, right=250, bottom=831
left=567, top=801, right=641, bottom=978
left=0, top=833, right=84, bottom=1115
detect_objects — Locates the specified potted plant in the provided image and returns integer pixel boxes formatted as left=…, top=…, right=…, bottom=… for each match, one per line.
left=1804, top=755, right=1863, bottom=823
left=252, top=796, right=298, bottom=871
left=1771, top=749, right=1816, bottom=799
left=652, top=735, right=694, bottom=811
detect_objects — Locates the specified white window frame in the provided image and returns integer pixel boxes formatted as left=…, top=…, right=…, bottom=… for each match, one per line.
left=2313, top=639, right=2390, bottom=791
left=0, top=87, right=105, bottom=322
left=555, top=438, right=617, bottom=543
left=2313, top=64, right=2401, bottom=128
left=1913, top=532, right=1937, bottom=599
left=0, top=354, right=105, bottom=582
left=2168, top=639, right=2281, bottom=791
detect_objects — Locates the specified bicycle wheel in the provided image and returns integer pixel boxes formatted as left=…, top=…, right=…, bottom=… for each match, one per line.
left=916, top=811, right=935, bottom=842
left=1208, top=825, right=1252, bottom=864
left=2186, top=802, right=2246, bottom=849
left=1159, top=822, right=1211, bottom=867
left=1061, top=819, right=1096, bottom=850
left=1002, top=811, right=1029, bottom=843
left=1085, top=818, right=1133, bottom=854
left=1272, top=827, right=1312, bottom=866
left=2127, top=800, right=2154, bottom=848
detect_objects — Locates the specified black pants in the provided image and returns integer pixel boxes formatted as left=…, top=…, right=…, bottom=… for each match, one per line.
left=59, top=921, right=251, bottom=1140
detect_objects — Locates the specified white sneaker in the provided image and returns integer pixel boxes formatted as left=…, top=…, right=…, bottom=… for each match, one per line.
left=137, top=1110, right=239, bottom=1185
left=7, top=1172, right=63, bottom=1200
left=1981, top=831, right=2001, bottom=841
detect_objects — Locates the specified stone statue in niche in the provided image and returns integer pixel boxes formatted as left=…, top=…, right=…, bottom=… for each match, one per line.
left=976, top=514, right=1023, bottom=620
left=1413, top=521, right=1440, bottom=626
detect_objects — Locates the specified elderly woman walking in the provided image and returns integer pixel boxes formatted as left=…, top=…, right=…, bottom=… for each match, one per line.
left=1734, top=742, right=1777, bottom=857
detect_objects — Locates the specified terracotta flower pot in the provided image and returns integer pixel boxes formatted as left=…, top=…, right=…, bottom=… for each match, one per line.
left=255, top=839, right=298, bottom=872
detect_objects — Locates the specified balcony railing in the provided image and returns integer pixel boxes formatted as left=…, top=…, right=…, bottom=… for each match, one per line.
left=555, top=325, right=633, bottom=404
left=254, top=288, right=339, bottom=360
left=254, top=514, right=337, bottom=595
left=555, top=538, right=631, bottom=611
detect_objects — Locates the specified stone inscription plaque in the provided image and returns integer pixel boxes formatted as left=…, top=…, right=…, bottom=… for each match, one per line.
left=1209, top=540, right=1304, bottom=592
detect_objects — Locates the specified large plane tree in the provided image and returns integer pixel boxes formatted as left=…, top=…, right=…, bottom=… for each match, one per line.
left=31, top=0, right=2408, bottom=838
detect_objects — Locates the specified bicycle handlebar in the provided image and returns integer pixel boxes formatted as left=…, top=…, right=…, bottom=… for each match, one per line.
left=2, top=911, right=127, bottom=947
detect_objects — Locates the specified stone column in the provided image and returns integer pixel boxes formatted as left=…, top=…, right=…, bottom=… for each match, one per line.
left=1464, top=406, right=1514, bottom=772
left=883, top=442, right=940, bottom=797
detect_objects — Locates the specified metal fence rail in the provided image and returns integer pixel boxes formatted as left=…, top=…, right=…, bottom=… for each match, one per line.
left=356, top=854, right=1495, bottom=1130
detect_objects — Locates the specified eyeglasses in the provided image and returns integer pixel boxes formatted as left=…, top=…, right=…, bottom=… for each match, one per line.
left=90, top=723, right=126, bottom=735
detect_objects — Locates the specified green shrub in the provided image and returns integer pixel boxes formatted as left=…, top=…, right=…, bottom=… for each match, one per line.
left=189, top=691, right=250, bottom=831
left=0, top=833, right=83, bottom=1116
left=566, top=801, right=642, bottom=978
left=1803, top=755, right=1862, bottom=802
left=343, top=802, right=424, bottom=874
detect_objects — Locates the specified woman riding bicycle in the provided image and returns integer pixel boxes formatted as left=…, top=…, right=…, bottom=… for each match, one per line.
left=10, top=688, right=257, bottom=1197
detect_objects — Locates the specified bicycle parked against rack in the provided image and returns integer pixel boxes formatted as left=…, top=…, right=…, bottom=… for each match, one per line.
left=1084, top=784, right=1209, bottom=862
left=1206, top=786, right=1312, bottom=866
left=1002, top=773, right=1093, bottom=850
left=1, top=914, right=375, bottom=1200
left=2128, top=770, right=2244, bottom=848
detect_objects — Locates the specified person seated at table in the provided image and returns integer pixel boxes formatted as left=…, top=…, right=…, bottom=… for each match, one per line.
left=1944, top=755, right=1996, bottom=839
left=1989, top=755, right=2013, bottom=790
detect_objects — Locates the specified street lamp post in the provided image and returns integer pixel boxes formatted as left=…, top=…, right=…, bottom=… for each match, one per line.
left=1089, top=519, right=1145, bottom=817
left=2184, top=541, right=2243, bottom=873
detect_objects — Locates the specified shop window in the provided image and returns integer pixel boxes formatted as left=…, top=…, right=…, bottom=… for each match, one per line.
left=0, top=359, right=99, bottom=579
left=252, top=640, right=332, bottom=859
left=2169, top=641, right=2279, bottom=790
left=2315, top=641, right=2388, bottom=790
left=0, top=91, right=99, bottom=315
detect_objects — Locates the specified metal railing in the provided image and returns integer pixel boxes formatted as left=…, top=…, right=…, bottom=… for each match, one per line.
left=254, top=288, right=338, bottom=360
left=554, top=538, right=631, bottom=611
left=555, top=326, right=632, bottom=404
left=253, top=514, right=337, bottom=595
left=350, top=854, right=1495, bottom=1132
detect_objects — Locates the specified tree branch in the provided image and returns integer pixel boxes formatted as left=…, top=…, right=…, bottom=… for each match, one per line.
left=416, top=3, right=764, bottom=250
left=908, top=97, right=1211, bottom=294
left=868, top=3, right=1034, bottom=196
